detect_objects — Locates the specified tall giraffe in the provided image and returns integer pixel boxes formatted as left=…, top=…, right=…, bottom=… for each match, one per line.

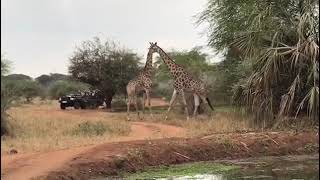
left=126, top=43, right=156, bottom=120
left=149, top=42, right=214, bottom=120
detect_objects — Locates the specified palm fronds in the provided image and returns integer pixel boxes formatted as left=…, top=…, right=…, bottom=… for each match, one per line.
left=232, top=0, right=319, bottom=126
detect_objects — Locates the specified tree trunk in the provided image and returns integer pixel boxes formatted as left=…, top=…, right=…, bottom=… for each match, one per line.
left=105, top=96, right=113, bottom=109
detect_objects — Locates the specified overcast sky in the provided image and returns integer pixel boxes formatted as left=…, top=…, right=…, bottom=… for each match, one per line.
left=1, top=0, right=222, bottom=78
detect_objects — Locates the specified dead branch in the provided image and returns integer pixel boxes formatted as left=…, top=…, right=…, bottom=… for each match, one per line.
left=173, top=151, right=192, bottom=160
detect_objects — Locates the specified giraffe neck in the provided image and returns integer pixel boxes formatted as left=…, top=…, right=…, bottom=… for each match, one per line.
left=143, top=50, right=153, bottom=77
left=156, top=47, right=179, bottom=77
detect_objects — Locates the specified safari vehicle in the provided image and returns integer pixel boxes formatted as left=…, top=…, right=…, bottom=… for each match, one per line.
left=58, top=90, right=105, bottom=110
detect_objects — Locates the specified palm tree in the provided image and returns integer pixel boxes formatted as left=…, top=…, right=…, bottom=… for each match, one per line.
left=231, top=0, right=319, bottom=126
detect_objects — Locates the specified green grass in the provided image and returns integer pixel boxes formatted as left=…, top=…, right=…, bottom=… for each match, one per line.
left=214, top=106, right=234, bottom=112
left=124, top=162, right=239, bottom=179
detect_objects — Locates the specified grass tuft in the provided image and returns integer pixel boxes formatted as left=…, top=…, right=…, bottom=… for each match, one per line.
left=70, top=121, right=108, bottom=136
left=145, top=106, right=251, bottom=137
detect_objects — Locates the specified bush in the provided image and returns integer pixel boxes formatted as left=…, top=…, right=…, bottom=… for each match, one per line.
left=152, top=81, right=173, bottom=100
left=1, top=79, right=43, bottom=103
left=20, top=80, right=42, bottom=102
left=70, top=121, right=108, bottom=136
left=112, top=96, right=144, bottom=110
left=1, top=113, right=11, bottom=136
left=49, top=80, right=90, bottom=99
left=111, top=98, right=127, bottom=108
left=1, top=80, right=20, bottom=136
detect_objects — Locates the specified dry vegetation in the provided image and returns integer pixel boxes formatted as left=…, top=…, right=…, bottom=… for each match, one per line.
left=143, top=107, right=251, bottom=137
left=1, top=98, right=251, bottom=154
left=1, top=99, right=130, bottom=153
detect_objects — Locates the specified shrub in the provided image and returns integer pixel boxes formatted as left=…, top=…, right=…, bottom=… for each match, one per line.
left=70, top=121, right=108, bottom=136
left=20, top=80, right=42, bottom=102
left=48, top=80, right=90, bottom=99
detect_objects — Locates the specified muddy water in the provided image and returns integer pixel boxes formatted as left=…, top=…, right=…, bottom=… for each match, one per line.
left=93, top=155, right=319, bottom=179
left=160, top=155, right=319, bottom=180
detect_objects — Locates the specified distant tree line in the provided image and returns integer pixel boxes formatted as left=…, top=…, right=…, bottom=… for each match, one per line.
left=1, top=58, right=91, bottom=136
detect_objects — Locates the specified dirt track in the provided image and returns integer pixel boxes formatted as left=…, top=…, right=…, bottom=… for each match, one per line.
left=1, top=121, right=186, bottom=180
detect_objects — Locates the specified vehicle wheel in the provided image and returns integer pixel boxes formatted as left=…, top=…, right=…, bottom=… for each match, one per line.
left=89, top=103, right=95, bottom=109
left=60, top=104, right=66, bottom=110
left=92, top=103, right=98, bottom=109
left=74, top=102, right=81, bottom=109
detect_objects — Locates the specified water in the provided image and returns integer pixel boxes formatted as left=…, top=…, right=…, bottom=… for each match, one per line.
left=92, top=155, right=319, bottom=179
left=159, top=155, right=319, bottom=180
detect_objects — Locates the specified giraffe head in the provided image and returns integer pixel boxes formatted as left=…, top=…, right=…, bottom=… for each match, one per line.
left=148, top=42, right=159, bottom=53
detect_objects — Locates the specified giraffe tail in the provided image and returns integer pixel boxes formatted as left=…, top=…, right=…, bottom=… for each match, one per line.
left=206, top=97, right=214, bottom=111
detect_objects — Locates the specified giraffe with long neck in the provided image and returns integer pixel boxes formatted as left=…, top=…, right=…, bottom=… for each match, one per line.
left=126, top=43, right=156, bottom=120
left=149, top=42, right=214, bottom=120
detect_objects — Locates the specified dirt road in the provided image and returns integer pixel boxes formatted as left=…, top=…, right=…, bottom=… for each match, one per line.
left=1, top=121, right=186, bottom=180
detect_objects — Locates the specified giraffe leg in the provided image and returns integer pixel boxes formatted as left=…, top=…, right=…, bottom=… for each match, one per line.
left=133, top=95, right=141, bottom=120
left=180, top=91, right=190, bottom=120
left=165, top=89, right=178, bottom=121
left=127, top=96, right=132, bottom=121
left=142, top=92, right=146, bottom=114
left=200, top=95, right=214, bottom=116
left=193, top=94, right=200, bottom=119
left=145, top=89, right=154, bottom=119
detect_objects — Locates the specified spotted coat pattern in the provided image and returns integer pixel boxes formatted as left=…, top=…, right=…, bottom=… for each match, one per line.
left=126, top=46, right=156, bottom=120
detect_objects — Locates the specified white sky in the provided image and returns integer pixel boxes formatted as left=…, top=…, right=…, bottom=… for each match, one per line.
left=1, top=0, right=222, bottom=78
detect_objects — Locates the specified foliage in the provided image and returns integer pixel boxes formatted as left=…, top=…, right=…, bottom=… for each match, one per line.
left=1, top=56, right=15, bottom=136
left=20, top=80, right=42, bottom=102
left=1, top=54, right=11, bottom=76
left=1, top=76, right=44, bottom=135
left=197, top=0, right=256, bottom=51
left=35, top=74, right=52, bottom=86
left=153, top=47, right=215, bottom=98
left=2, top=79, right=42, bottom=103
left=48, top=80, right=90, bottom=99
left=68, top=36, right=141, bottom=108
left=35, top=73, right=71, bottom=99
left=70, top=121, right=108, bottom=136
left=1, top=80, right=16, bottom=136
left=199, top=0, right=319, bottom=126
left=35, top=73, right=70, bottom=87
left=155, top=47, right=211, bottom=80
left=212, top=50, right=252, bottom=104
left=4, top=74, right=32, bottom=81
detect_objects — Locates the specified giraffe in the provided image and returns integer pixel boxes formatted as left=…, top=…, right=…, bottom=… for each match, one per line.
left=126, top=43, right=156, bottom=120
left=148, top=42, right=214, bottom=120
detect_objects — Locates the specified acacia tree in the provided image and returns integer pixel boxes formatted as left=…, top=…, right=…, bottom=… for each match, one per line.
left=1, top=54, right=11, bottom=76
left=69, top=37, right=141, bottom=109
left=198, top=0, right=319, bottom=127
left=1, top=55, right=16, bottom=136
